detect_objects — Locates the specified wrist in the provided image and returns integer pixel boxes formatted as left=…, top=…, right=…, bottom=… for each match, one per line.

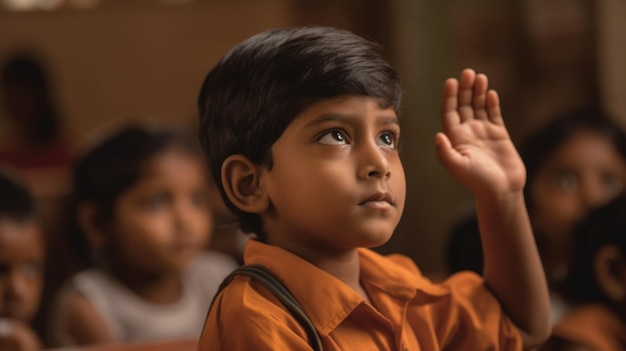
left=474, top=189, right=526, bottom=212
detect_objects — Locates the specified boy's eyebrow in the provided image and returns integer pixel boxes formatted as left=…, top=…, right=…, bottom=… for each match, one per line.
left=303, top=113, right=400, bottom=129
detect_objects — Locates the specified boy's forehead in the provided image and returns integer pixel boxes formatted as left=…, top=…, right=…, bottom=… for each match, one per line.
left=293, top=95, right=398, bottom=123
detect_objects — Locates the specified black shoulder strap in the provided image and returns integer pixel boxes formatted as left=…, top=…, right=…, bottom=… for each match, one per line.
left=209, top=264, right=323, bottom=351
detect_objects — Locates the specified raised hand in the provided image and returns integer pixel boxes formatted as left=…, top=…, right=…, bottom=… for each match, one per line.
left=435, top=68, right=526, bottom=199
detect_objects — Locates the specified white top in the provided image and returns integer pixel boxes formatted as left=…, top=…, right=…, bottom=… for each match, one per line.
left=48, top=251, right=237, bottom=346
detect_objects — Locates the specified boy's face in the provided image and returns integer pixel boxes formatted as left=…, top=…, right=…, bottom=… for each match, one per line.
left=259, top=95, right=405, bottom=254
left=0, top=219, right=44, bottom=323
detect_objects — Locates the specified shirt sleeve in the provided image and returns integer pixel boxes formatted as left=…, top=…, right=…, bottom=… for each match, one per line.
left=386, top=254, right=522, bottom=350
left=435, top=271, right=523, bottom=350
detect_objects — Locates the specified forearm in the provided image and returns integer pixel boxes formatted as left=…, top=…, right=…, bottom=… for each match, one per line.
left=475, top=191, right=551, bottom=348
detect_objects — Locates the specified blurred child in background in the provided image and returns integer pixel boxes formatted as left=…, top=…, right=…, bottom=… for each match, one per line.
left=0, top=51, right=73, bottom=197
left=47, top=124, right=238, bottom=346
left=523, top=107, right=626, bottom=321
left=541, top=194, right=626, bottom=350
left=0, top=170, right=45, bottom=351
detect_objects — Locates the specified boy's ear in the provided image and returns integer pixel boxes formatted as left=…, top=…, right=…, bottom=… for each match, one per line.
left=221, top=154, right=269, bottom=214
left=76, top=202, right=109, bottom=251
left=594, top=245, right=626, bottom=302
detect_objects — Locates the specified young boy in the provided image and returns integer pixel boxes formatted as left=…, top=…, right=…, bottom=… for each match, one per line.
left=0, top=171, right=45, bottom=350
left=197, top=26, right=551, bottom=350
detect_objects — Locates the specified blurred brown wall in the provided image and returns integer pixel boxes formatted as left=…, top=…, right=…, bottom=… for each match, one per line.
left=0, top=0, right=297, bottom=143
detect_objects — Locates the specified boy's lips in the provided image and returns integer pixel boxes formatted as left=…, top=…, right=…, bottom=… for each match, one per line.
left=359, top=192, right=395, bottom=206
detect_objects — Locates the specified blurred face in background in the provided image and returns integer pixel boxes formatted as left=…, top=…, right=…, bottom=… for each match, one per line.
left=530, top=130, right=626, bottom=285
left=106, top=147, right=212, bottom=278
left=0, top=219, right=45, bottom=323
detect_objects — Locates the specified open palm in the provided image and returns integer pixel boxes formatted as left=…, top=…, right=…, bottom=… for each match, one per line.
left=435, top=69, right=526, bottom=199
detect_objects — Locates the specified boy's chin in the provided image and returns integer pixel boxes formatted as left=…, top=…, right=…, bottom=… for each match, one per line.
left=357, top=232, right=394, bottom=249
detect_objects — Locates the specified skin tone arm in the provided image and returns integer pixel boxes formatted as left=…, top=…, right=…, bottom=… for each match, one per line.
left=58, top=290, right=114, bottom=345
left=0, top=318, right=41, bottom=351
left=435, top=69, right=551, bottom=348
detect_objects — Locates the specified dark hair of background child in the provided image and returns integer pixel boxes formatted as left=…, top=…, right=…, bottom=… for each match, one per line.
left=562, top=194, right=626, bottom=307
left=0, top=52, right=61, bottom=144
left=0, top=170, right=38, bottom=222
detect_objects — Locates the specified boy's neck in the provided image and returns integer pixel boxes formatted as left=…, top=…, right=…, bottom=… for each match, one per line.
left=268, top=239, right=370, bottom=302
left=309, top=249, right=373, bottom=304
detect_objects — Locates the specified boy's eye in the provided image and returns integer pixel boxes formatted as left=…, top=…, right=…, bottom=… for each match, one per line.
left=377, top=132, right=396, bottom=149
left=317, top=130, right=348, bottom=145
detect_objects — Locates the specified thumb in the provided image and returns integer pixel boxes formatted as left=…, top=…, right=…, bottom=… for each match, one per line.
left=435, top=132, right=461, bottom=171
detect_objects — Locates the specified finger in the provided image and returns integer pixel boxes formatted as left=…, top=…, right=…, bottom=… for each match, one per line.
left=486, top=89, right=504, bottom=125
left=458, top=68, right=476, bottom=122
left=441, top=78, right=460, bottom=131
left=473, top=73, right=489, bottom=120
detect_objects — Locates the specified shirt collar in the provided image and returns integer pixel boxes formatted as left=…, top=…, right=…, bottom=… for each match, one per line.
left=243, top=239, right=449, bottom=336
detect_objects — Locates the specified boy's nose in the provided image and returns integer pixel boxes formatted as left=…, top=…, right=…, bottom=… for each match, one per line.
left=358, top=142, right=391, bottom=179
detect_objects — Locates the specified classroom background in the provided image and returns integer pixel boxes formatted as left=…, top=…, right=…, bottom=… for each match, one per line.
left=0, top=0, right=624, bottom=302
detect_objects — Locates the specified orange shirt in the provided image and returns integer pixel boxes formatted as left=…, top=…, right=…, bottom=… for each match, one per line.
left=549, top=304, right=626, bottom=351
left=198, top=240, right=522, bottom=350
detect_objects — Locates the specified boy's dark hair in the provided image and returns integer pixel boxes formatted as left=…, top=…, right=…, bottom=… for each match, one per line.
left=0, top=170, right=38, bottom=223
left=520, top=106, right=626, bottom=213
left=562, top=194, right=626, bottom=306
left=70, top=124, right=203, bottom=264
left=197, top=26, right=402, bottom=239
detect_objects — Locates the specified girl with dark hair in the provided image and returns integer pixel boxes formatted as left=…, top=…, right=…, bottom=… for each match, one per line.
left=47, top=123, right=237, bottom=347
